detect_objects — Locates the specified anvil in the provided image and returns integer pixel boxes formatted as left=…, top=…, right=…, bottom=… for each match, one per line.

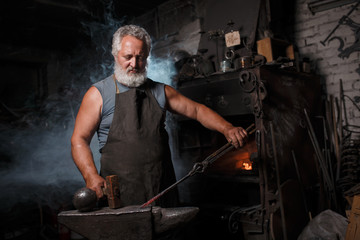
left=58, top=205, right=199, bottom=240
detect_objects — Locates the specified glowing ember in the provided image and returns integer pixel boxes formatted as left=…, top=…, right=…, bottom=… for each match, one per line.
left=209, top=139, right=257, bottom=174
left=235, top=159, right=253, bottom=170
left=233, top=152, right=253, bottom=170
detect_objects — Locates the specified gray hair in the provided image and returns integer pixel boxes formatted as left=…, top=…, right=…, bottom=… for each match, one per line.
left=111, top=25, right=151, bottom=58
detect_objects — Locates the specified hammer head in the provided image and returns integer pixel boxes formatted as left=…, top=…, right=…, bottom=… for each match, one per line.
left=73, top=175, right=121, bottom=211
left=73, top=187, right=97, bottom=212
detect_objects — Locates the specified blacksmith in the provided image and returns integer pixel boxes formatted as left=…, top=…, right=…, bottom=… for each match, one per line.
left=70, top=24, right=247, bottom=207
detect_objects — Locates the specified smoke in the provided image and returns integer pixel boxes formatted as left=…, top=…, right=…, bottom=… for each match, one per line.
left=0, top=121, right=83, bottom=211
left=0, top=1, right=178, bottom=213
left=0, top=2, right=118, bottom=212
left=147, top=55, right=177, bottom=86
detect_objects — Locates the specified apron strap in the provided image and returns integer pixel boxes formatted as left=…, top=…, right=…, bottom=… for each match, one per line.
left=113, top=75, right=120, bottom=94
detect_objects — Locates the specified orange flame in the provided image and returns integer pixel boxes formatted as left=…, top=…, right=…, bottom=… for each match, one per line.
left=209, top=139, right=257, bottom=174
left=236, top=159, right=253, bottom=170
left=234, top=152, right=253, bottom=170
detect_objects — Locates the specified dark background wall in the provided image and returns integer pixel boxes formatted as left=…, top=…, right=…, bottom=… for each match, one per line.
left=0, top=0, right=359, bottom=239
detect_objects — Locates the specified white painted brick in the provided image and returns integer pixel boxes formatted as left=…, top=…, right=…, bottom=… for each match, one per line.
left=346, top=79, right=360, bottom=92
left=316, top=58, right=331, bottom=69
left=316, top=43, right=338, bottom=54
left=328, top=41, right=343, bottom=52
left=322, top=50, right=360, bottom=65
left=326, top=81, right=340, bottom=95
left=294, top=5, right=311, bottom=16
left=305, top=34, right=323, bottom=46
left=325, top=75, right=342, bottom=86
left=328, top=56, right=351, bottom=65
left=325, top=73, right=337, bottom=83
left=352, top=79, right=360, bottom=91
left=353, top=113, right=360, bottom=122
left=294, top=27, right=317, bottom=39
left=329, top=10, right=349, bottom=20
left=347, top=109, right=355, bottom=121
left=299, top=44, right=319, bottom=57
left=327, top=38, right=344, bottom=50
left=319, top=47, right=343, bottom=58
left=337, top=61, right=360, bottom=71
left=308, top=12, right=333, bottom=22
left=322, top=72, right=334, bottom=81
left=317, top=20, right=340, bottom=36
left=294, top=0, right=360, bottom=124
left=347, top=53, right=360, bottom=62
left=294, top=39, right=307, bottom=48
left=346, top=104, right=360, bottom=121
left=294, top=10, right=311, bottom=20
left=347, top=110, right=358, bottom=124
left=295, top=14, right=332, bottom=31
left=294, top=20, right=317, bottom=31
left=305, top=33, right=322, bottom=46
left=331, top=65, right=358, bottom=76
left=327, top=76, right=359, bottom=91
left=336, top=26, right=355, bottom=37
left=343, top=88, right=360, bottom=98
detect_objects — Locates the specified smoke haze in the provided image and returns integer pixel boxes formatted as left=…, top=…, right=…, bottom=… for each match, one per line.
left=0, top=2, right=178, bottom=213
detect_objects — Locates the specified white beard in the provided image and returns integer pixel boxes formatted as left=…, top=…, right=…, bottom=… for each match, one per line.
left=114, top=62, right=147, bottom=88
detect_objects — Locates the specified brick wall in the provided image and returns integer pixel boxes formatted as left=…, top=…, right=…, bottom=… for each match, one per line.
left=293, top=0, right=360, bottom=127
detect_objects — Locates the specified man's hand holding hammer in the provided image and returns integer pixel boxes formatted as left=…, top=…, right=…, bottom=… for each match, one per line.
left=73, top=175, right=121, bottom=212
left=85, top=173, right=107, bottom=199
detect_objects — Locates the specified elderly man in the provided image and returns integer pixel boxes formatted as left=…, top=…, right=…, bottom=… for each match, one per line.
left=71, top=25, right=247, bottom=207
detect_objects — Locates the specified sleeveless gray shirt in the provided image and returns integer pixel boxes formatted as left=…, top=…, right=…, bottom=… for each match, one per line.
left=92, top=75, right=166, bottom=150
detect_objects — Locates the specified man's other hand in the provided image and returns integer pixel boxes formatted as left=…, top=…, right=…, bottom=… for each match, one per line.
left=223, top=126, right=248, bottom=148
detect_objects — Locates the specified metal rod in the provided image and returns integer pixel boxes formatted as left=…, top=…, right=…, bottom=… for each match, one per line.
left=291, top=150, right=310, bottom=220
left=304, top=109, right=332, bottom=187
left=270, top=122, right=288, bottom=240
left=340, top=79, right=348, bottom=126
left=331, top=96, right=341, bottom=181
left=304, top=109, right=337, bottom=208
left=140, top=123, right=256, bottom=208
left=140, top=170, right=194, bottom=208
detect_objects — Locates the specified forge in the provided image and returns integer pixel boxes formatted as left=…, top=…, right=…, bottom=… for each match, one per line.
left=169, top=65, right=323, bottom=240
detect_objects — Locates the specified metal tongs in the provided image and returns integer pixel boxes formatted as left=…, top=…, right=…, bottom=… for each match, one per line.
left=141, top=123, right=256, bottom=208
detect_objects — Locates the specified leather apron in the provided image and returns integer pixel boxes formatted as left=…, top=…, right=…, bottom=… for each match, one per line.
left=100, top=78, right=178, bottom=207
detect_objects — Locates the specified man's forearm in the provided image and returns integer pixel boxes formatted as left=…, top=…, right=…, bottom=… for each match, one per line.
left=71, top=142, right=99, bottom=182
left=194, top=104, right=247, bottom=147
left=195, top=104, right=233, bottom=134
left=71, top=141, right=107, bottom=198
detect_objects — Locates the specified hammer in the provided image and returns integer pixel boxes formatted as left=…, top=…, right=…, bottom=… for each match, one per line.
left=73, top=175, right=121, bottom=212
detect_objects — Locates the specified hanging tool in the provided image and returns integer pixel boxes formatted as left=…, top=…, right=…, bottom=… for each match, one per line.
left=320, top=0, right=360, bottom=46
left=140, top=123, right=256, bottom=208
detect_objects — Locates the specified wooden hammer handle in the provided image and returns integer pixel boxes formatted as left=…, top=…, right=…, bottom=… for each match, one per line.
left=105, top=175, right=122, bottom=209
